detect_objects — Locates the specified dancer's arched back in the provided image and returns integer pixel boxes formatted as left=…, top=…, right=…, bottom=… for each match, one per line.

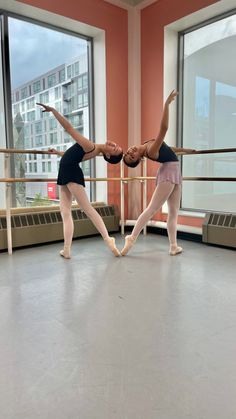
left=37, top=103, right=123, bottom=258
left=121, top=90, right=194, bottom=256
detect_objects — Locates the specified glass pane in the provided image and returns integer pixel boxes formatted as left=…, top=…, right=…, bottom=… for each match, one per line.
left=182, top=153, right=236, bottom=212
left=0, top=21, right=7, bottom=210
left=9, top=17, right=91, bottom=207
left=182, top=13, right=236, bottom=212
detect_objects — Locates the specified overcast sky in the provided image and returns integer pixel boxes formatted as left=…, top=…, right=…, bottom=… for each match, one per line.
left=9, top=17, right=87, bottom=89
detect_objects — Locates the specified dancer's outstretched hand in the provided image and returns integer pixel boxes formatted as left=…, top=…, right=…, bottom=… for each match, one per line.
left=37, top=102, right=54, bottom=112
left=48, top=147, right=64, bottom=157
left=48, top=148, right=58, bottom=154
left=166, top=90, right=178, bottom=105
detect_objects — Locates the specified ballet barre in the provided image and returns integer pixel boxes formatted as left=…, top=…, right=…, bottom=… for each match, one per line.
left=0, top=147, right=235, bottom=253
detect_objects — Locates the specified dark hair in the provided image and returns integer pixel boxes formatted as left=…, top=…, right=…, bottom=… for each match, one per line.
left=123, top=155, right=141, bottom=168
left=103, top=152, right=123, bottom=164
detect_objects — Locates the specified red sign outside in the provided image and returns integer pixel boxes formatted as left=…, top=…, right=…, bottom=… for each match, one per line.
left=47, top=183, right=57, bottom=199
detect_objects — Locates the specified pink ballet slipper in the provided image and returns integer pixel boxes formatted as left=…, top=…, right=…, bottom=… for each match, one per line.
left=121, top=235, right=136, bottom=256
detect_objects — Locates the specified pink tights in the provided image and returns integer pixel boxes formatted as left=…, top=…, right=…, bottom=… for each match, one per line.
left=60, top=183, right=110, bottom=254
left=131, top=182, right=182, bottom=250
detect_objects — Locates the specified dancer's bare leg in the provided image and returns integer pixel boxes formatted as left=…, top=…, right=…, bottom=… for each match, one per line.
left=121, top=182, right=175, bottom=255
left=167, top=184, right=182, bottom=255
left=60, top=185, right=73, bottom=258
left=67, top=183, right=120, bottom=256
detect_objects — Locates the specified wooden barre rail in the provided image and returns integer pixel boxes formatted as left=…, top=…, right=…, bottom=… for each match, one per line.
left=0, top=148, right=55, bottom=155
left=135, top=176, right=236, bottom=182
left=0, top=177, right=132, bottom=182
left=175, top=147, right=236, bottom=155
left=1, top=177, right=236, bottom=183
left=2, top=145, right=236, bottom=256
left=0, top=147, right=236, bottom=155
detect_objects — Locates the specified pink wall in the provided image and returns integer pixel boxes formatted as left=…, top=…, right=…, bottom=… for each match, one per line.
left=18, top=0, right=128, bottom=211
left=15, top=0, right=221, bottom=226
left=141, top=0, right=220, bottom=227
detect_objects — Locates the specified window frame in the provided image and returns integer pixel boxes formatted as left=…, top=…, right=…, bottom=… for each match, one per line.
left=177, top=8, right=236, bottom=213
left=0, top=10, right=95, bottom=203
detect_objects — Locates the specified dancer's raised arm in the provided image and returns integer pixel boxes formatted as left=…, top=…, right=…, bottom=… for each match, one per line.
left=37, top=103, right=95, bottom=153
left=146, top=90, right=178, bottom=160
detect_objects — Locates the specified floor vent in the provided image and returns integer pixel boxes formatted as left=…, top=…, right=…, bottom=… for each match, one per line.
left=0, top=205, right=119, bottom=250
left=202, top=212, right=236, bottom=248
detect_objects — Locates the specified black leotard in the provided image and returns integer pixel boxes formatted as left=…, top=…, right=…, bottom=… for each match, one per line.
left=146, top=141, right=178, bottom=163
left=57, top=143, right=95, bottom=186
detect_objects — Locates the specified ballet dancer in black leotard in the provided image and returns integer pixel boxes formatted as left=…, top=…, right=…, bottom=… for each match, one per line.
left=37, top=103, right=123, bottom=259
left=121, top=90, right=195, bottom=256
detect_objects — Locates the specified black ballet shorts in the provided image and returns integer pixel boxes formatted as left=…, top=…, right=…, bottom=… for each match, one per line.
left=57, top=163, right=85, bottom=187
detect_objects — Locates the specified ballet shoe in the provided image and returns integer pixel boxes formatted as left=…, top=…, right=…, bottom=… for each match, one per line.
left=104, top=237, right=120, bottom=257
left=59, top=248, right=71, bottom=259
left=169, top=246, right=183, bottom=256
left=121, top=235, right=136, bottom=256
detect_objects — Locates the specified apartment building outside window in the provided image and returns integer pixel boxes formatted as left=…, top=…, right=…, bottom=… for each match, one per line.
left=0, top=14, right=94, bottom=209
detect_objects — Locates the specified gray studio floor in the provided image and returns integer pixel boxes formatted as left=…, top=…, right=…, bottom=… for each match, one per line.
left=0, top=233, right=236, bottom=419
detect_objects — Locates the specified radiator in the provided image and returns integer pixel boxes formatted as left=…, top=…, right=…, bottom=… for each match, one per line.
left=202, top=212, right=236, bottom=248
left=0, top=204, right=120, bottom=250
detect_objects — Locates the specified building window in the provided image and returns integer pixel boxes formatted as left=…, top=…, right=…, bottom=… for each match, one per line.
left=39, top=91, right=49, bottom=103
left=27, top=111, right=35, bottom=122
left=49, top=118, right=57, bottom=130
left=83, top=74, right=88, bottom=88
left=21, top=86, right=28, bottom=99
left=35, top=121, right=42, bottom=134
left=33, top=80, right=41, bottom=93
left=68, top=113, right=83, bottom=128
left=24, top=125, right=30, bottom=136
left=55, top=102, right=61, bottom=112
left=67, top=65, right=72, bottom=79
left=78, top=94, right=83, bottom=108
left=178, top=11, right=236, bottom=213
left=48, top=73, right=57, bottom=88
left=74, top=61, right=79, bottom=75
left=35, top=135, right=42, bottom=147
left=24, top=137, right=30, bottom=148
left=50, top=132, right=57, bottom=144
left=59, top=68, right=65, bottom=83
left=83, top=92, right=88, bottom=106
left=26, top=97, right=35, bottom=110
left=55, top=86, right=61, bottom=100
left=78, top=77, right=83, bottom=90
left=35, top=135, right=43, bottom=145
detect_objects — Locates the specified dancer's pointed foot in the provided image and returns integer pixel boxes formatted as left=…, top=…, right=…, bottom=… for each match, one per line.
left=104, top=237, right=120, bottom=257
left=59, top=246, right=71, bottom=259
left=169, top=245, right=183, bottom=256
left=121, top=235, right=136, bottom=256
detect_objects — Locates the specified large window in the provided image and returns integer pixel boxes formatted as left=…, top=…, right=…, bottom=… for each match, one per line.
left=179, top=12, right=236, bottom=213
left=1, top=14, right=93, bottom=208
